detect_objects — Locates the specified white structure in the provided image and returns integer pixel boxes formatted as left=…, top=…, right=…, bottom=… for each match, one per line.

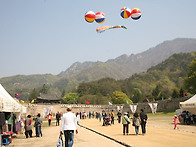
left=180, top=94, right=196, bottom=114
left=148, top=102, right=158, bottom=114
left=129, top=104, right=137, bottom=114
left=0, top=84, right=26, bottom=113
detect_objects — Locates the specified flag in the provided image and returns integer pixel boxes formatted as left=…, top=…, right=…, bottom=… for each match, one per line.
left=146, top=98, right=150, bottom=102
left=86, top=101, right=90, bottom=104
left=117, top=106, right=123, bottom=111
left=15, top=93, right=20, bottom=99
left=108, top=102, right=112, bottom=105
left=148, top=102, right=158, bottom=114
left=31, top=99, right=35, bottom=103
left=129, top=104, right=137, bottom=113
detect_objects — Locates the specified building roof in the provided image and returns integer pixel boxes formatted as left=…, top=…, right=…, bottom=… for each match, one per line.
left=37, top=93, right=61, bottom=101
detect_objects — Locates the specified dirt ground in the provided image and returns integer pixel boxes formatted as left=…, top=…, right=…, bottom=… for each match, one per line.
left=9, top=116, right=196, bottom=147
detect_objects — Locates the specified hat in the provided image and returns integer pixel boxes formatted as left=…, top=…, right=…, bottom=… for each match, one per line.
left=67, top=106, right=72, bottom=111
left=124, top=112, right=127, bottom=115
left=174, top=115, right=177, bottom=117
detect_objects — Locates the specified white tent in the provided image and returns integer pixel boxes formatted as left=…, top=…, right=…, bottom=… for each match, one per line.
left=0, top=84, right=26, bottom=113
left=180, top=94, right=196, bottom=114
left=0, top=85, right=14, bottom=112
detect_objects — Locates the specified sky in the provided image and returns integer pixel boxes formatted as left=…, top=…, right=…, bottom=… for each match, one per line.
left=0, top=0, right=196, bottom=78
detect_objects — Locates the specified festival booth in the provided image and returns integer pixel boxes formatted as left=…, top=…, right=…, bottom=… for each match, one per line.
left=180, top=94, right=196, bottom=114
left=0, top=84, right=26, bottom=146
left=0, top=84, right=22, bottom=113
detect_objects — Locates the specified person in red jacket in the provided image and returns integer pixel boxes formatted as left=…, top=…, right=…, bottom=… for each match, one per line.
left=47, top=113, right=53, bottom=126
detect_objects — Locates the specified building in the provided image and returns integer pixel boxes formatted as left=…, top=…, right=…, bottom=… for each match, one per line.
left=35, top=93, right=62, bottom=104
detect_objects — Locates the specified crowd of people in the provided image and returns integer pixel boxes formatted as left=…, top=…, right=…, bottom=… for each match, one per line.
left=5, top=105, right=196, bottom=147
left=24, top=113, right=43, bottom=138
left=2, top=107, right=148, bottom=147
left=9, top=106, right=195, bottom=147
left=74, top=109, right=148, bottom=136
left=180, top=111, right=196, bottom=125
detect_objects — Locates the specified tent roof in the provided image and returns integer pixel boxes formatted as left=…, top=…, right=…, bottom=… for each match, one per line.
left=184, top=94, right=196, bottom=103
left=37, top=93, right=61, bottom=101
left=180, top=94, right=196, bottom=114
left=0, top=84, right=24, bottom=112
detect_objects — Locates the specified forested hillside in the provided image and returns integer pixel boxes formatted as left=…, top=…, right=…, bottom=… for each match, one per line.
left=77, top=52, right=196, bottom=104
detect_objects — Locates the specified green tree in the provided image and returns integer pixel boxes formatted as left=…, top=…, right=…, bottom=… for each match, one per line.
left=61, top=89, right=66, bottom=98
left=172, top=88, right=179, bottom=98
left=29, top=88, right=38, bottom=101
left=132, top=88, right=143, bottom=103
left=40, top=84, right=49, bottom=94
left=184, top=58, right=196, bottom=94
left=152, top=84, right=162, bottom=101
left=63, top=93, right=78, bottom=104
left=157, top=91, right=168, bottom=100
left=111, top=91, right=133, bottom=104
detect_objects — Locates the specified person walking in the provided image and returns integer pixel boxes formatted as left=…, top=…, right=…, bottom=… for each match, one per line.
left=47, top=113, right=53, bottom=126
left=24, top=115, right=32, bottom=138
left=60, top=106, right=78, bottom=147
left=173, top=115, right=179, bottom=130
left=76, top=112, right=80, bottom=125
left=56, top=112, right=61, bottom=126
left=117, top=110, right=122, bottom=123
left=99, top=112, right=102, bottom=122
left=102, top=110, right=107, bottom=126
left=132, top=112, right=141, bottom=135
left=33, top=116, right=39, bottom=137
left=37, top=113, right=43, bottom=137
left=140, top=109, right=148, bottom=135
left=111, top=110, right=115, bottom=125
left=122, top=112, right=130, bottom=135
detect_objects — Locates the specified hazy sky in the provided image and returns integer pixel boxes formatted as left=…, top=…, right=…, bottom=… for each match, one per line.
left=0, top=0, right=196, bottom=78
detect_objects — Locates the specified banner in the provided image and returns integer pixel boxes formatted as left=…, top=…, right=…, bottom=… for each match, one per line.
left=153, top=103, right=158, bottom=114
left=117, top=105, right=124, bottom=111
left=129, top=104, right=137, bottom=113
left=86, top=101, right=90, bottom=105
left=43, top=107, right=53, bottom=118
left=108, top=102, right=113, bottom=105
left=121, top=106, right=124, bottom=110
left=148, top=102, right=158, bottom=114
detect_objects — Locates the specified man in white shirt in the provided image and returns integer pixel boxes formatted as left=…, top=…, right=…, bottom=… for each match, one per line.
left=60, top=106, right=78, bottom=147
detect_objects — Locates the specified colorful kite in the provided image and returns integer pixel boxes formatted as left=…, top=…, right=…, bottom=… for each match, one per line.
left=96, top=25, right=127, bottom=33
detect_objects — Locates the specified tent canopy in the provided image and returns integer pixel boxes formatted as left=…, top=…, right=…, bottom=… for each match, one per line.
left=0, top=84, right=25, bottom=113
left=180, top=94, right=196, bottom=114
left=183, top=94, right=196, bottom=103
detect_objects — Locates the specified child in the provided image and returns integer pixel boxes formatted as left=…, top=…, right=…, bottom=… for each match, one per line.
left=173, top=115, right=179, bottom=130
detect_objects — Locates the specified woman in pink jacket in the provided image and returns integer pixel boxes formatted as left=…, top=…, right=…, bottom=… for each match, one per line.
left=173, top=115, right=179, bottom=130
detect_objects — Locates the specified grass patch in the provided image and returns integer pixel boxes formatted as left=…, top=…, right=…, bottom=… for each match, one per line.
left=147, top=111, right=176, bottom=117
left=42, top=121, right=57, bottom=127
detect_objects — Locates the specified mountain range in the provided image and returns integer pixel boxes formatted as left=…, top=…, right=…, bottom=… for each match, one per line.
left=59, top=38, right=196, bottom=80
left=0, top=38, right=196, bottom=99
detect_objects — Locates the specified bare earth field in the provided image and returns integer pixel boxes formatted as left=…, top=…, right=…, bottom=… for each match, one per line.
left=10, top=115, right=196, bottom=147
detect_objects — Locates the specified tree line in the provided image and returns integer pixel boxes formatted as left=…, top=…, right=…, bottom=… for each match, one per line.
left=29, top=52, right=196, bottom=104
